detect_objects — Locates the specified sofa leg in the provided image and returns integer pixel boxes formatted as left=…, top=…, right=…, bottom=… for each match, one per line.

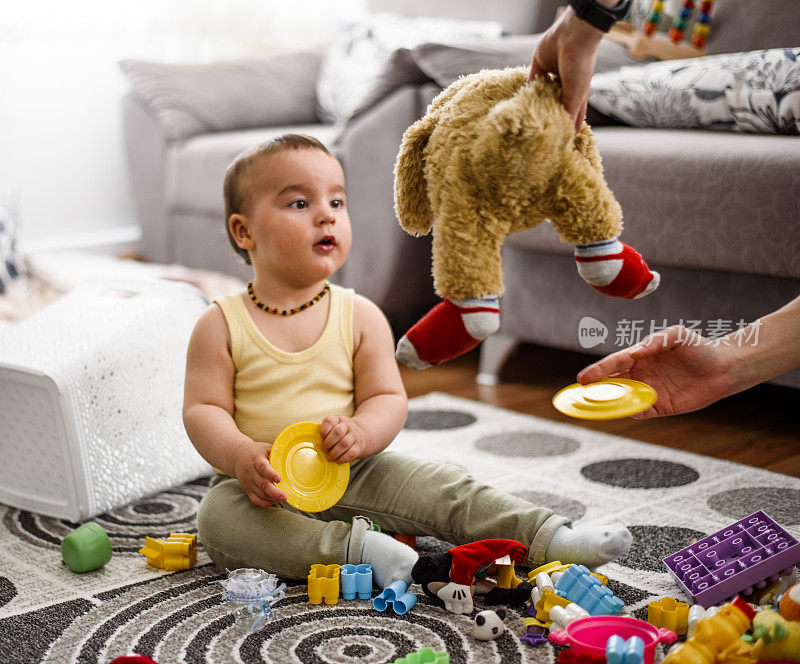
left=476, top=334, right=520, bottom=385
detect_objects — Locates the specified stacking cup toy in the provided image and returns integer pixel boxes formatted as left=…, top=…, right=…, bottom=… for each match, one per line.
left=549, top=616, right=676, bottom=664
left=372, top=580, right=417, bottom=615
left=61, top=522, right=112, bottom=573
left=341, top=563, right=373, bottom=600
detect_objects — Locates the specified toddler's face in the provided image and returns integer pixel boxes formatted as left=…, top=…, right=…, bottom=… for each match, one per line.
left=246, top=148, right=352, bottom=285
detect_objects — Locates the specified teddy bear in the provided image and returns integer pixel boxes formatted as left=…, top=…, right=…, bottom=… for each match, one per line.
left=393, top=67, right=660, bottom=369
left=411, top=538, right=533, bottom=615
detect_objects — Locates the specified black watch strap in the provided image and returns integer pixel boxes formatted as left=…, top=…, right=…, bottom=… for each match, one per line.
left=568, top=0, right=632, bottom=32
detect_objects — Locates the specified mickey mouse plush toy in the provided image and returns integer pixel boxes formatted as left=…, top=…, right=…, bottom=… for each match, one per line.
left=411, top=538, right=533, bottom=614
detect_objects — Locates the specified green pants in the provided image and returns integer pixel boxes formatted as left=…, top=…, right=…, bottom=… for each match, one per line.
left=197, top=451, right=569, bottom=579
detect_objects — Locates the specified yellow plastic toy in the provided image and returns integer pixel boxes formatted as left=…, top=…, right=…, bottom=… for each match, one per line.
left=553, top=379, right=657, bottom=420
left=648, top=597, right=690, bottom=636
left=662, top=597, right=755, bottom=664
left=308, top=563, right=341, bottom=605
left=751, top=607, right=800, bottom=662
left=269, top=422, right=350, bottom=513
left=139, top=533, right=197, bottom=570
left=534, top=588, right=573, bottom=623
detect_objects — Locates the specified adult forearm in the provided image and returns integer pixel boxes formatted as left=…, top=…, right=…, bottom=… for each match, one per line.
left=183, top=403, right=252, bottom=477
left=352, top=394, right=408, bottom=457
left=727, top=296, right=800, bottom=393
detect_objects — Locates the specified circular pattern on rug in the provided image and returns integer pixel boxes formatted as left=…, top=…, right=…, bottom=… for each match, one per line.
left=707, top=487, right=800, bottom=525
left=581, top=458, right=699, bottom=489
left=132, top=501, right=174, bottom=515
left=475, top=431, right=580, bottom=457
left=37, top=575, right=545, bottom=664
left=2, top=482, right=207, bottom=553
left=403, top=410, right=476, bottom=430
left=614, top=525, right=706, bottom=572
left=512, top=490, right=587, bottom=521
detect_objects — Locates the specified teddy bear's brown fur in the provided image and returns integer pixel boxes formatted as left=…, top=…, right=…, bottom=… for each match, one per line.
left=394, top=67, right=623, bottom=301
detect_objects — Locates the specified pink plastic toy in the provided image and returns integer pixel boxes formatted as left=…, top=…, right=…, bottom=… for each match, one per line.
left=549, top=616, right=677, bottom=664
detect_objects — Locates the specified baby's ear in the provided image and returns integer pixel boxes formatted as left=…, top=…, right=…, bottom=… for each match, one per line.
left=229, top=214, right=254, bottom=250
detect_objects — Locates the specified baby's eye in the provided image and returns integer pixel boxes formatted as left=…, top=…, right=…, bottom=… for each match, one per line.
left=288, top=199, right=308, bottom=209
left=331, top=198, right=345, bottom=209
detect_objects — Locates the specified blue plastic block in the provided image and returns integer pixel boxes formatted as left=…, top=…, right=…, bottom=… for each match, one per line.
left=372, top=580, right=417, bottom=615
left=606, top=635, right=644, bottom=664
left=341, top=563, right=373, bottom=600
left=555, top=564, right=624, bottom=616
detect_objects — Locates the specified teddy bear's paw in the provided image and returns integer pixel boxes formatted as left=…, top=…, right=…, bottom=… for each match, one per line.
left=395, top=299, right=500, bottom=369
left=395, top=336, right=433, bottom=370
left=575, top=240, right=660, bottom=299
left=633, top=271, right=660, bottom=299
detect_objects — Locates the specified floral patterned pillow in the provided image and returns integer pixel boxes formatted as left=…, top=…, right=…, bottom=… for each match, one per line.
left=0, top=191, right=29, bottom=297
left=588, top=48, right=800, bottom=134
left=315, top=13, right=503, bottom=124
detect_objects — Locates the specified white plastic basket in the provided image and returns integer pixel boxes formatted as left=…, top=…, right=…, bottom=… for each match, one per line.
left=0, top=279, right=212, bottom=520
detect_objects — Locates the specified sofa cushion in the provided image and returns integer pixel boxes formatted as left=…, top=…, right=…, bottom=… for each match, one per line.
left=705, top=0, right=800, bottom=55
left=167, top=124, right=341, bottom=217
left=589, top=48, right=800, bottom=134
left=315, top=13, right=503, bottom=124
left=505, top=127, right=800, bottom=280
left=366, top=0, right=562, bottom=35
left=348, top=36, right=645, bottom=123
left=0, top=190, right=28, bottom=297
left=120, top=50, right=323, bottom=141
left=411, top=35, right=646, bottom=88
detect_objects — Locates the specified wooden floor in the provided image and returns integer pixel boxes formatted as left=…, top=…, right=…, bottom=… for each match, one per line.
left=400, top=343, right=800, bottom=479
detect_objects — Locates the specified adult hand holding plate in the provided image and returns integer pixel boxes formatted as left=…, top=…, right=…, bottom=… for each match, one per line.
left=553, top=379, right=657, bottom=420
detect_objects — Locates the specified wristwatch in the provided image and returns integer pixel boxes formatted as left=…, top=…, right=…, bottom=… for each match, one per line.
left=568, top=0, right=632, bottom=32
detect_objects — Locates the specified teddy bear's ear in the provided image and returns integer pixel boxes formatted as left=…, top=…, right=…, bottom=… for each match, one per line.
left=394, top=114, right=436, bottom=237
left=488, top=97, right=537, bottom=137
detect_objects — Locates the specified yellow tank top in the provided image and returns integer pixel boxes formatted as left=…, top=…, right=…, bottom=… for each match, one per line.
left=214, top=284, right=355, bottom=446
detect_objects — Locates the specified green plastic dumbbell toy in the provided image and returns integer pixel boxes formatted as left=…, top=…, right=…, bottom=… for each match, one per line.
left=61, top=522, right=112, bottom=573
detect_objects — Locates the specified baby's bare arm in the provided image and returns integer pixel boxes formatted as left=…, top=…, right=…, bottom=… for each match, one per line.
left=183, top=305, right=285, bottom=505
left=349, top=295, right=408, bottom=456
left=322, top=296, right=407, bottom=461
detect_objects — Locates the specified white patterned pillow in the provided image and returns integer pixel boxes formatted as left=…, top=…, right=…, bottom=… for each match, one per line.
left=315, top=13, right=503, bottom=124
left=0, top=191, right=29, bottom=297
left=589, top=48, right=800, bottom=134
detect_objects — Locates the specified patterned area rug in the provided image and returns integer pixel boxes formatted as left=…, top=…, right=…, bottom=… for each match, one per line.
left=2, top=392, right=799, bottom=664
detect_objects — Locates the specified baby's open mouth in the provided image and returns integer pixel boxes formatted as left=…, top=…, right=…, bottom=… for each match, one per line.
left=315, top=236, right=336, bottom=247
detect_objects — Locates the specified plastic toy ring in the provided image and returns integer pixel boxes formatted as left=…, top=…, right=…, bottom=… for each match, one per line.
left=552, top=379, right=657, bottom=420
left=269, top=422, right=350, bottom=512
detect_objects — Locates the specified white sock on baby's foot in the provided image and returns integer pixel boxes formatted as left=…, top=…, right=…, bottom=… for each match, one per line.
left=360, top=530, right=418, bottom=588
left=545, top=524, right=632, bottom=568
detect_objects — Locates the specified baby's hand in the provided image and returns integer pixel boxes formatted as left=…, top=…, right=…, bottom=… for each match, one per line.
left=232, top=440, right=286, bottom=507
left=321, top=415, right=366, bottom=463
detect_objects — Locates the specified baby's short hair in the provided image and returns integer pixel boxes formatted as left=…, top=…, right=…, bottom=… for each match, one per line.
left=223, top=133, right=332, bottom=265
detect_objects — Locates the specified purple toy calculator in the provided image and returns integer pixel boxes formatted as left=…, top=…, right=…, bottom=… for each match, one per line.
left=662, top=510, right=800, bottom=608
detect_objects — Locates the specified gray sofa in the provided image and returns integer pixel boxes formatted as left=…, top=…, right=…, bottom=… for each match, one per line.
left=121, top=0, right=800, bottom=387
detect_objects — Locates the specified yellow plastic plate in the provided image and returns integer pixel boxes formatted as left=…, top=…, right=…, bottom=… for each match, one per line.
left=552, top=379, right=657, bottom=420
left=269, top=422, right=350, bottom=512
